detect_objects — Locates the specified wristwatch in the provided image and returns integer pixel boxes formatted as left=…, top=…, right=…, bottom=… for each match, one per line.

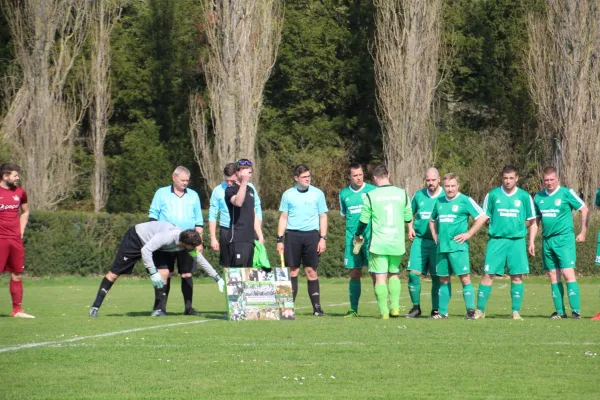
left=277, top=235, right=284, bottom=243
left=320, top=235, right=327, bottom=240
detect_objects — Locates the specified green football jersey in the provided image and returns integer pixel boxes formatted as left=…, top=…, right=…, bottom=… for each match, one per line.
left=411, top=187, right=445, bottom=240
left=359, top=185, right=412, bottom=256
left=534, top=186, right=585, bottom=238
left=595, top=188, right=600, bottom=208
left=430, top=193, right=486, bottom=253
left=483, top=186, right=535, bottom=239
left=339, top=183, right=377, bottom=235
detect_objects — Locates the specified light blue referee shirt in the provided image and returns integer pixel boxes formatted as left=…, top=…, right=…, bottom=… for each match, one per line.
left=279, top=185, right=328, bottom=231
left=148, top=185, right=203, bottom=230
left=208, top=182, right=262, bottom=228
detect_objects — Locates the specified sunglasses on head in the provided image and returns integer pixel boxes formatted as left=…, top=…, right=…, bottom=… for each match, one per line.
left=236, top=159, right=253, bottom=167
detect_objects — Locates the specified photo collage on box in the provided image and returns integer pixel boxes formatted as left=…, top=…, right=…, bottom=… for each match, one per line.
left=225, top=267, right=295, bottom=321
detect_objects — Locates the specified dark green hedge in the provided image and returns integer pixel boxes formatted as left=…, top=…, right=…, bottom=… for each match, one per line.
left=22, top=211, right=600, bottom=277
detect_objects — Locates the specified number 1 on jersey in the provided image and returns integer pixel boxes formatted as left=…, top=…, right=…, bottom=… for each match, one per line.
left=383, top=203, right=393, bottom=226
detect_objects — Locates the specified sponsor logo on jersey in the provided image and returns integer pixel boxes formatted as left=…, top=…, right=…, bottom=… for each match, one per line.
left=13, top=195, right=19, bottom=201
left=514, top=200, right=521, bottom=207
left=452, top=205, right=459, bottom=212
left=554, top=199, right=561, bottom=206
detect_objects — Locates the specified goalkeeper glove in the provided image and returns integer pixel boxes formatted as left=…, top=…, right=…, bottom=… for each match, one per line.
left=217, top=278, right=225, bottom=293
left=148, top=267, right=164, bottom=289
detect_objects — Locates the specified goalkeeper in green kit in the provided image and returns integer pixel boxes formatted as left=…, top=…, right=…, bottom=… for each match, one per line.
left=353, top=165, right=412, bottom=319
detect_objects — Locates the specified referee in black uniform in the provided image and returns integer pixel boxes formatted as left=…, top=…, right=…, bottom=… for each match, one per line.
left=224, top=159, right=264, bottom=267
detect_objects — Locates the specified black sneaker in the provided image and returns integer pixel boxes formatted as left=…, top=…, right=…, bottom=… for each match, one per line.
left=405, top=305, right=422, bottom=318
left=465, top=308, right=476, bottom=320
left=572, top=311, right=581, bottom=319
left=313, top=305, right=326, bottom=317
left=431, top=313, right=447, bottom=319
left=550, top=312, right=567, bottom=319
left=184, top=308, right=202, bottom=316
left=430, top=309, right=440, bottom=317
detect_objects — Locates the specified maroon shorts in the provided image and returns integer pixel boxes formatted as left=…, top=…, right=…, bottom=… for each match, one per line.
left=0, top=237, right=25, bottom=274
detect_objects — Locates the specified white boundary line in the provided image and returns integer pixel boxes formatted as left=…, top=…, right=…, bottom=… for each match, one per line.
left=0, top=320, right=212, bottom=354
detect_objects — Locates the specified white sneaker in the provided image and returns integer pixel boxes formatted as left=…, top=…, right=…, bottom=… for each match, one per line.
left=474, top=309, right=485, bottom=320
left=12, top=311, right=35, bottom=319
left=512, top=312, right=523, bottom=320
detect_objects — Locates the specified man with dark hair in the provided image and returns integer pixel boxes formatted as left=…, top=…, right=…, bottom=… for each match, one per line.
left=339, top=162, right=376, bottom=318
left=534, top=166, right=588, bottom=319
left=225, top=159, right=264, bottom=267
left=277, top=164, right=328, bottom=316
left=474, top=165, right=537, bottom=320
left=354, top=164, right=412, bottom=319
left=429, top=173, right=488, bottom=319
left=406, top=167, right=444, bottom=318
left=0, top=163, right=33, bottom=318
left=89, top=221, right=224, bottom=317
left=149, top=166, right=203, bottom=316
left=209, top=163, right=262, bottom=267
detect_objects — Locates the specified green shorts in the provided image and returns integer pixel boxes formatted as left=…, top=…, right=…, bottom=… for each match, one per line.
left=542, top=234, right=576, bottom=271
left=368, top=253, right=403, bottom=274
left=344, top=235, right=369, bottom=269
left=483, top=237, right=530, bottom=275
left=434, top=251, right=470, bottom=277
left=407, top=237, right=437, bottom=276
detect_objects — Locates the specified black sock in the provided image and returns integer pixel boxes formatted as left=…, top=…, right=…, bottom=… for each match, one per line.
left=291, top=276, right=298, bottom=302
left=154, top=287, right=167, bottom=311
left=155, top=278, right=171, bottom=312
left=307, top=279, right=321, bottom=309
left=92, top=277, right=114, bottom=308
left=182, top=277, right=193, bottom=310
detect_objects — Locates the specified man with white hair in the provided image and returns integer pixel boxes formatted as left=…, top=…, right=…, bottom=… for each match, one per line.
left=148, top=166, right=204, bottom=316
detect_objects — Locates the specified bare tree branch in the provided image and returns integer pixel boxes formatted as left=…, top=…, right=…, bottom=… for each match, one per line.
left=373, top=0, right=443, bottom=194
left=89, top=0, right=122, bottom=212
left=190, top=0, right=284, bottom=189
left=526, top=0, right=600, bottom=201
left=0, top=0, right=91, bottom=210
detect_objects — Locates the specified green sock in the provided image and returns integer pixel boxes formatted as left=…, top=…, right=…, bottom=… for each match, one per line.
left=438, top=283, right=450, bottom=316
left=566, top=282, right=581, bottom=314
left=431, top=276, right=440, bottom=310
left=407, top=272, right=421, bottom=306
left=510, top=283, right=524, bottom=313
left=476, top=284, right=492, bottom=312
left=551, top=283, right=566, bottom=314
left=462, top=283, right=475, bottom=311
left=388, top=277, right=401, bottom=310
left=349, top=279, right=361, bottom=313
left=374, top=283, right=389, bottom=316
left=448, top=280, right=452, bottom=301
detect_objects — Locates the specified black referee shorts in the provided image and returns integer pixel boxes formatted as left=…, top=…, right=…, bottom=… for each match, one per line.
left=227, top=241, right=254, bottom=268
left=284, top=230, right=320, bottom=269
left=218, top=226, right=231, bottom=266
left=110, top=226, right=143, bottom=275
left=152, top=250, right=194, bottom=274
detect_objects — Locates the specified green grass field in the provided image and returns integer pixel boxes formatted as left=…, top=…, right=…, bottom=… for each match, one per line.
left=1, top=276, right=600, bottom=399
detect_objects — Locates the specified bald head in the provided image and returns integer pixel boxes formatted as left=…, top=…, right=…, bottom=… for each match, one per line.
left=424, top=168, right=441, bottom=194
left=425, top=168, right=440, bottom=179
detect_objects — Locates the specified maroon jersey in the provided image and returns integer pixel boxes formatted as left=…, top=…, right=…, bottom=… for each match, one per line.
left=0, top=186, right=27, bottom=238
